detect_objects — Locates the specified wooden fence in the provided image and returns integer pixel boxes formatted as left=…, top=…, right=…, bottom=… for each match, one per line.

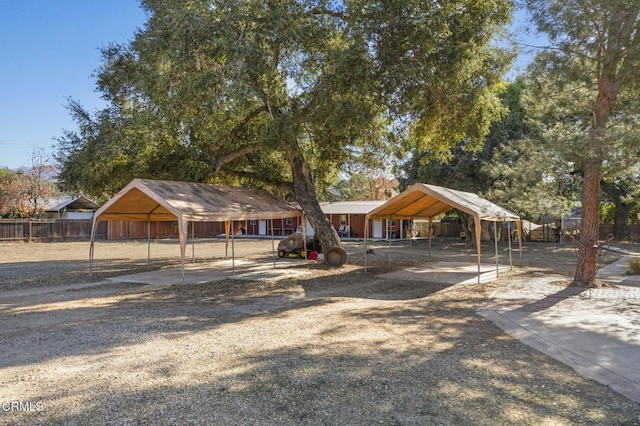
left=1, top=219, right=638, bottom=243
left=0, top=219, right=107, bottom=242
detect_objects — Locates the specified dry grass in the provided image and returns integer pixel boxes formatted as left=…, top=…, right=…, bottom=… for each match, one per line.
left=1, top=238, right=639, bottom=425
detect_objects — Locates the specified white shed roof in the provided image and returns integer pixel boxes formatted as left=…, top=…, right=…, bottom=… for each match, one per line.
left=320, top=200, right=387, bottom=215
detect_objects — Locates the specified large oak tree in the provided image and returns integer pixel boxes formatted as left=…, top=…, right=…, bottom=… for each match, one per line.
left=56, top=0, right=511, bottom=256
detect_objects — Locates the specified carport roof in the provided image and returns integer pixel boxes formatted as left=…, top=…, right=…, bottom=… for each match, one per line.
left=94, top=178, right=302, bottom=222
left=366, top=183, right=520, bottom=222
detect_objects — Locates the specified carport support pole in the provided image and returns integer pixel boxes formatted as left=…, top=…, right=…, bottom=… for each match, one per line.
left=271, top=218, right=276, bottom=269
left=517, top=220, right=523, bottom=266
left=191, top=221, right=195, bottom=263
left=494, top=222, right=499, bottom=278
left=387, top=218, right=391, bottom=269
left=475, top=217, right=482, bottom=285
left=147, top=216, right=151, bottom=271
left=89, top=218, right=98, bottom=279
left=363, top=217, right=369, bottom=274
left=178, top=217, right=188, bottom=284
left=428, top=217, right=433, bottom=261
left=231, top=220, right=235, bottom=275
left=301, top=215, right=308, bottom=264
left=224, top=220, right=230, bottom=259
left=302, top=215, right=308, bottom=262
left=507, top=221, right=513, bottom=271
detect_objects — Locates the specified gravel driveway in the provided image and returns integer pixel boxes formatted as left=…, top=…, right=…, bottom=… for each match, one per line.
left=1, top=239, right=639, bottom=425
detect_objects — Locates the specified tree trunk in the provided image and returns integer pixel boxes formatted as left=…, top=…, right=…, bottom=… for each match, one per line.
left=460, top=213, right=475, bottom=246
left=289, top=146, right=343, bottom=259
left=574, top=161, right=601, bottom=287
left=574, top=63, right=618, bottom=287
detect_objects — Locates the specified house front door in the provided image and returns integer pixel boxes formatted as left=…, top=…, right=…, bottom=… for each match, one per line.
left=373, top=219, right=383, bottom=238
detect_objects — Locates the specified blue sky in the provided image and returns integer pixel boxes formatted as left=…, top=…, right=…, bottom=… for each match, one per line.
left=0, top=1, right=541, bottom=171
left=0, top=0, right=147, bottom=169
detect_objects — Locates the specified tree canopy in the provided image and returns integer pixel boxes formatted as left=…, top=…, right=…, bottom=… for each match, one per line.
left=56, top=0, right=512, bottom=255
left=398, top=78, right=569, bottom=220
left=524, top=0, right=640, bottom=286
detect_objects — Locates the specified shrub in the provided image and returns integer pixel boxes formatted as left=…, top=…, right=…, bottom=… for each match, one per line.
left=629, top=259, right=640, bottom=275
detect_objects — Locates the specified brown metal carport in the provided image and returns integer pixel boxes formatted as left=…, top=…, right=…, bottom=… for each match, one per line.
left=364, top=183, right=522, bottom=283
left=89, top=179, right=303, bottom=280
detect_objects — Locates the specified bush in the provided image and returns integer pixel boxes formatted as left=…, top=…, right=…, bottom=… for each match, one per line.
left=629, top=259, right=640, bottom=275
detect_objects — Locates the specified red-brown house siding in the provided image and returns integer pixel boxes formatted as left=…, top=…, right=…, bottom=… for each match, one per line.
left=107, top=220, right=224, bottom=240
left=320, top=201, right=388, bottom=239
left=324, top=213, right=367, bottom=238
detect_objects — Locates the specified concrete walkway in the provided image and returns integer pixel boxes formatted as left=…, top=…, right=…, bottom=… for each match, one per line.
left=106, top=257, right=314, bottom=286
left=479, top=249, right=640, bottom=403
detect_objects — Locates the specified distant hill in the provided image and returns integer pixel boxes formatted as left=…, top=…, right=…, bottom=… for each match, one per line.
left=8, top=166, right=58, bottom=182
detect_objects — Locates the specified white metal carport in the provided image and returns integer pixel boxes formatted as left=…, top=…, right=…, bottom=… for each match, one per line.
left=89, top=179, right=303, bottom=280
left=364, top=183, right=522, bottom=283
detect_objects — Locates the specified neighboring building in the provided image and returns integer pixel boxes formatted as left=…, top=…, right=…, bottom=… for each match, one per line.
left=233, top=216, right=303, bottom=237
left=41, top=196, right=99, bottom=219
left=319, top=201, right=387, bottom=239
left=561, top=207, right=581, bottom=237
left=239, top=200, right=422, bottom=240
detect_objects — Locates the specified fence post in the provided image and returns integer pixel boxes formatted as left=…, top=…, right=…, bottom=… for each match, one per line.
left=28, top=221, right=32, bottom=243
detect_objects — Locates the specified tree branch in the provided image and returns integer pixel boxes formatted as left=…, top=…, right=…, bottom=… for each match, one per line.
left=213, top=143, right=262, bottom=173
left=211, top=105, right=270, bottom=172
left=213, top=169, right=294, bottom=194
left=305, top=6, right=346, bottom=21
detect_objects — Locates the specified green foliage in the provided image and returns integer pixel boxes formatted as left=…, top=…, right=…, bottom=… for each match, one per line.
left=599, top=203, right=615, bottom=224
left=327, top=166, right=398, bottom=201
left=399, top=78, right=572, bottom=221
left=56, top=0, right=512, bottom=203
left=524, top=1, right=640, bottom=216
left=600, top=165, right=640, bottom=238
left=524, top=0, right=640, bottom=172
left=629, top=259, right=640, bottom=275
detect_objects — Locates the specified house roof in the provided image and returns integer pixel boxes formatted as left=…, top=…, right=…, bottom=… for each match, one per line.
left=366, top=183, right=520, bottom=222
left=45, top=195, right=99, bottom=212
left=94, top=178, right=302, bottom=222
left=319, top=200, right=387, bottom=215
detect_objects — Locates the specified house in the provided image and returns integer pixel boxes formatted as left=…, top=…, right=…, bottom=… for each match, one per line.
left=41, top=196, right=99, bottom=219
left=319, top=201, right=388, bottom=239
left=230, top=200, right=390, bottom=239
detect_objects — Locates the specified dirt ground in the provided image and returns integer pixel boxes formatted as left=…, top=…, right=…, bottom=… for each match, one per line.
left=1, top=238, right=639, bottom=425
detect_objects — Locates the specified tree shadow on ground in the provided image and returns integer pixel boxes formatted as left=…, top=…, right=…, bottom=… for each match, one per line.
left=0, top=257, right=181, bottom=291
left=7, top=291, right=639, bottom=425
left=2, top=242, right=638, bottom=424
left=294, top=268, right=462, bottom=300
left=0, top=268, right=464, bottom=370
left=512, top=283, right=587, bottom=314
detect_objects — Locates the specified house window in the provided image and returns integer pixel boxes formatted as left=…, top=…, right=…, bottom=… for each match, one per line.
left=286, top=217, right=293, bottom=225
left=250, top=220, right=256, bottom=225
left=340, top=214, right=347, bottom=225
left=390, top=220, right=396, bottom=228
